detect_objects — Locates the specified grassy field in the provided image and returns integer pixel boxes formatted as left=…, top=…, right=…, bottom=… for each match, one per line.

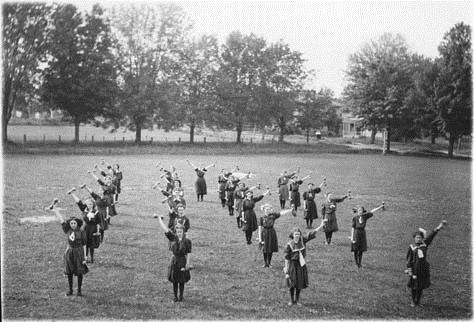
left=2, top=153, right=471, bottom=320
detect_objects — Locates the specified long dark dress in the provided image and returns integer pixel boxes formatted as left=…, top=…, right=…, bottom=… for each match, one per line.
left=303, top=187, right=321, bottom=219
left=278, top=175, right=292, bottom=201
left=321, top=196, right=346, bottom=233
left=259, top=212, right=281, bottom=253
left=289, top=180, right=303, bottom=208
left=165, top=231, right=192, bottom=283
left=90, top=192, right=109, bottom=232
left=225, top=180, right=239, bottom=208
left=406, top=230, right=439, bottom=290
left=351, top=211, right=373, bottom=252
left=76, top=201, right=101, bottom=249
left=62, top=222, right=88, bottom=276
left=218, top=174, right=227, bottom=200
left=234, top=188, right=247, bottom=219
left=242, top=196, right=264, bottom=232
left=194, top=168, right=207, bottom=195
left=98, top=179, right=117, bottom=216
left=284, top=230, right=317, bottom=289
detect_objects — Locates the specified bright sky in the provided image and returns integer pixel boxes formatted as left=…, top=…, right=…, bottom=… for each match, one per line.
left=77, top=0, right=473, bottom=97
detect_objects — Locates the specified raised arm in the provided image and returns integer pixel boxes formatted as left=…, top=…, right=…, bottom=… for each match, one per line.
left=300, top=175, right=311, bottom=182
left=88, top=170, right=101, bottom=183
left=204, top=163, right=215, bottom=171
left=369, top=202, right=385, bottom=214
left=186, top=159, right=197, bottom=170
left=157, top=215, right=171, bottom=233
left=67, top=187, right=81, bottom=204
left=424, top=220, right=447, bottom=246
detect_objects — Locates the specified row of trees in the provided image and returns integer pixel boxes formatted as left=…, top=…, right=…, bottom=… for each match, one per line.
left=344, top=24, right=472, bottom=157
left=3, top=3, right=471, bottom=157
left=3, top=3, right=340, bottom=145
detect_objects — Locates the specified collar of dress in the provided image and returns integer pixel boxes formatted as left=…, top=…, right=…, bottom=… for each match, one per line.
left=410, top=243, right=426, bottom=250
left=288, top=240, right=305, bottom=252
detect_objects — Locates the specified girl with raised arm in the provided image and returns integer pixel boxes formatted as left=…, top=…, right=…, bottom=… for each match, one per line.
left=302, top=178, right=325, bottom=228
left=257, top=204, right=294, bottom=268
left=67, top=188, right=101, bottom=264
left=49, top=200, right=88, bottom=296
left=277, top=169, right=298, bottom=209
left=80, top=184, right=109, bottom=242
left=156, top=214, right=192, bottom=302
left=321, top=191, right=350, bottom=245
left=283, top=220, right=325, bottom=306
left=289, top=174, right=311, bottom=214
left=241, top=188, right=270, bottom=244
left=350, top=203, right=385, bottom=268
left=88, top=169, right=117, bottom=218
left=406, top=220, right=447, bottom=307
left=186, top=160, right=215, bottom=202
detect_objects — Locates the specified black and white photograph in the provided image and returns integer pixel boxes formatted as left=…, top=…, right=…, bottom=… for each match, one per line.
left=2, top=0, right=472, bottom=320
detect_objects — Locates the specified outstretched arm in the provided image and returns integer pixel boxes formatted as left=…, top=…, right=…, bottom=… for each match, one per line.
left=67, top=188, right=81, bottom=203
left=204, top=163, right=216, bottom=170
left=370, top=202, right=385, bottom=214
left=300, top=175, right=311, bottom=182
left=88, top=170, right=101, bottom=182
left=157, top=215, right=171, bottom=233
left=279, top=208, right=294, bottom=216
left=186, top=159, right=197, bottom=169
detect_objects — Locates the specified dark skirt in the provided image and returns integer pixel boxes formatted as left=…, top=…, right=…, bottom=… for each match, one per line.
left=167, top=255, right=191, bottom=283
left=304, top=200, right=318, bottom=219
left=290, top=191, right=301, bottom=207
left=323, top=212, right=338, bottom=233
left=407, top=261, right=431, bottom=290
left=287, top=260, right=308, bottom=289
left=242, top=210, right=258, bottom=232
left=218, top=183, right=226, bottom=199
left=84, top=223, right=101, bottom=248
left=351, top=229, right=367, bottom=252
left=261, top=227, right=278, bottom=253
left=279, top=185, right=289, bottom=201
left=226, top=191, right=235, bottom=207
left=235, top=199, right=244, bottom=218
left=195, top=177, right=207, bottom=195
left=64, top=247, right=88, bottom=276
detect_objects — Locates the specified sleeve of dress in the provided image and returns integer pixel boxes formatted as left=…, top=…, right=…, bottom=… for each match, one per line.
left=81, top=230, right=87, bottom=245
left=297, top=180, right=303, bottom=185
left=423, top=230, right=439, bottom=247
left=254, top=195, right=264, bottom=203
left=161, top=190, right=171, bottom=197
left=312, top=187, right=321, bottom=194
left=351, top=217, right=356, bottom=228
left=90, top=192, right=101, bottom=201
left=76, top=200, right=87, bottom=212
left=184, top=218, right=190, bottom=232
left=284, top=244, right=292, bottom=260
left=116, top=172, right=123, bottom=180
left=273, top=212, right=281, bottom=220
left=186, top=239, right=192, bottom=253
left=331, top=196, right=346, bottom=203
left=98, top=179, right=105, bottom=186
left=61, top=222, right=69, bottom=233
left=165, top=231, right=177, bottom=241
left=364, top=212, right=374, bottom=220
left=406, top=247, right=414, bottom=268
left=304, top=230, right=317, bottom=243
left=100, top=170, right=107, bottom=177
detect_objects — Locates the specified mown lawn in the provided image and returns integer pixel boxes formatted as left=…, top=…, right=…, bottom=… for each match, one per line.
left=2, top=153, right=471, bottom=319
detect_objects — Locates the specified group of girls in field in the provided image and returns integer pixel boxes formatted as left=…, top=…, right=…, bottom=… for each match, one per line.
left=48, top=160, right=122, bottom=296
left=48, top=160, right=446, bottom=309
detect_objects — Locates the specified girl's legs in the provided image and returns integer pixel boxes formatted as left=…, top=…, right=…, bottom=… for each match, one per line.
left=353, top=252, right=359, bottom=266
left=325, top=232, right=333, bottom=244
left=411, top=289, right=417, bottom=306
left=200, top=194, right=204, bottom=201
left=305, top=218, right=310, bottom=228
left=178, top=282, right=185, bottom=301
left=89, top=248, right=94, bottom=263
left=263, top=253, right=268, bottom=267
left=244, top=230, right=253, bottom=244
left=267, top=253, right=273, bottom=267
left=228, top=206, right=234, bottom=216
left=196, top=194, right=200, bottom=202
left=236, top=217, right=241, bottom=228
left=357, top=251, right=363, bottom=267
left=100, top=229, right=105, bottom=243
left=295, top=288, right=301, bottom=304
left=308, top=218, right=313, bottom=228
left=221, top=198, right=226, bottom=207
left=67, top=274, right=73, bottom=296
left=173, top=282, right=179, bottom=302
left=289, top=287, right=295, bottom=305
left=415, top=289, right=423, bottom=305
left=280, top=199, right=285, bottom=209
left=77, top=275, right=83, bottom=296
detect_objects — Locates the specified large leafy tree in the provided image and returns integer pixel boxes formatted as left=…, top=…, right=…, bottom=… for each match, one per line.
left=215, top=32, right=267, bottom=143
left=296, top=89, right=333, bottom=143
left=2, top=3, right=53, bottom=143
left=344, top=33, right=413, bottom=152
left=176, top=35, right=220, bottom=143
left=436, top=22, right=472, bottom=157
left=108, top=3, right=191, bottom=143
left=41, top=4, right=117, bottom=143
left=259, top=41, right=306, bottom=143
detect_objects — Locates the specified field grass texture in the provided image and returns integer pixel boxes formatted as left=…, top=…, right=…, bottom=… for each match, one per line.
left=2, top=154, right=471, bottom=319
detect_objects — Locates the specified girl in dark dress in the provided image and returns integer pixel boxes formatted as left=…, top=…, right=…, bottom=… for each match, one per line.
left=321, top=191, right=350, bottom=244
left=234, top=182, right=248, bottom=228
left=406, top=220, right=447, bottom=307
left=80, top=184, right=110, bottom=243
left=302, top=179, right=325, bottom=228
left=350, top=203, right=385, bottom=268
left=289, top=175, right=311, bottom=214
left=89, top=170, right=117, bottom=219
left=186, top=160, right=215, bottom=202
left=241, top=189, right=270, bottom=244
left=50, top=201, right=88, bottom=296
left=277, top=169, right=298, bottom=209
left=257, top=204, right=294, bottom=268
left=283, top=221, right=325, bottom=306
left=157, top=215, right=192, bottom=302
left=67, top=188, right=101, bottom=264
left=217, top=169, right=231, bottom=208
left=224, top=175, right=239, bottom=217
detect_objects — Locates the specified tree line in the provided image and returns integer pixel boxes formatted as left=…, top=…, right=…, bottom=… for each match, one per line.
left=3, top=3, right=471, bottom=157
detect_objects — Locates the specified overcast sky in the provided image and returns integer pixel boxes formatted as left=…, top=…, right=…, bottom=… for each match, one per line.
left=78, top=0, right=472, bottom=97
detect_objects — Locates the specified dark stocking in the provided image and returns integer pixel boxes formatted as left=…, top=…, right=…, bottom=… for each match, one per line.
left=325, top=232, right=333, bottom=244
left=236, top=217, right=241, bottom=228
left=67, top=274, right=73, bottom=294
left=179, top=282, right=185, bottom=301
left=411, top=289, right=417, bottom=304
left=354, top=252, right=359, bottom=266
left=173, top=282, right=179, bottom=301
left=100, top=230, right=104, bottom=242
left=308, top=218, right=313, bottom=228
left=89, top=248, right=94, bottom=263
left=290, top=287, right=295, bottom=303
left=263, top=253, right=268, bottom=266
left=358, top=252, right=363, bottom=267
left=416, top=289, right=423, bottom=305
left=77, top=275, right=83, bottom=295
left=295, top=288, right=301, bottom=302
left=280, top=199, right=285, bottom=209
left=267, top=253, right=273, bottom=266
left=228, top=206, right=234, bottom=216
left=245, top=230, right=253, bottom=244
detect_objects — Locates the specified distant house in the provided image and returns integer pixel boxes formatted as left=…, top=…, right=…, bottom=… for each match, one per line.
left=341, top=113, right=366, bottom=137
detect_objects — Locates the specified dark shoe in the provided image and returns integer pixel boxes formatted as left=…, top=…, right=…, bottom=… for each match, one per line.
left=77, top=291, right=82, bottom=297
left=173, top=297, right=179, bottom=302
left=179, top=296, right=183, bottom=302
left=66, top=290, right=73, bottom=296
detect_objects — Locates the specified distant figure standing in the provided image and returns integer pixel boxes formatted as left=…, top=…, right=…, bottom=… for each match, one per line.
left=302, top=179, right=325, bottom=228
left=277, top=169, right=298, bottom=209
left=321, top=191, right=350, bottom=244
left=186, top=160, right=215, bottom=202
left=289, top=174, right=311, bottom=213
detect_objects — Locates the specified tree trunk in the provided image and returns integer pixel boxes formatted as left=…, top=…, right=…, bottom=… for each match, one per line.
left=189, top=122, right=195, bottom=144
left=370, top=129, right=377, bottom=144
left=448, top=134, right=455, bottom=158
left=2, top=114, right=8, bottom=144
left=278, top=117, right=285, bottom=143
left=457, top=135, right=462, bottom=152
left=2, top=78, right=13, bottom=144
left=74, top=118, right=80, bottom=144
left=236, top=122, right=242, bottom=144
left=135, top=122, right=142, bottom=144
left=430, top=124, right=438, bottom=144
left=386, top=128, right=391, bottom=153
left=306, top=129, right=310, bottom=144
